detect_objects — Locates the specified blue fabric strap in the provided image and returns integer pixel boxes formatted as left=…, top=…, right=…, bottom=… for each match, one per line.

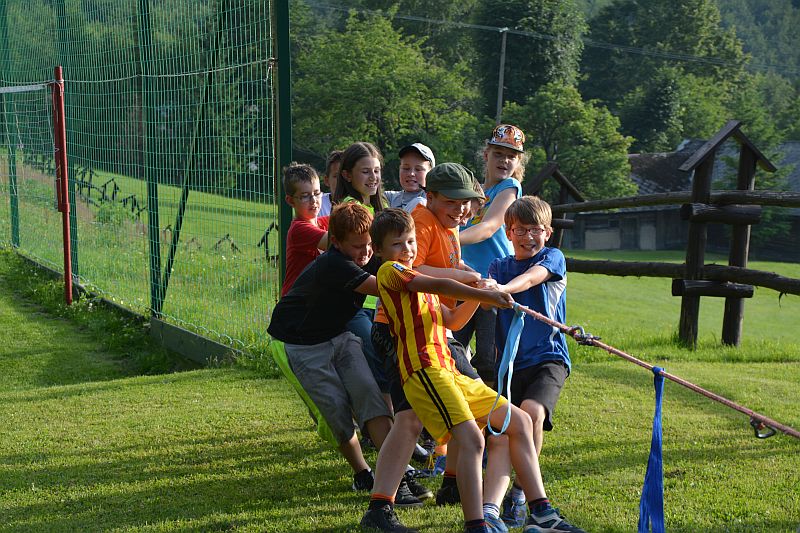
left=638, top=366, right=666, bottom=533
left=486, top=303, right=525, bottom=436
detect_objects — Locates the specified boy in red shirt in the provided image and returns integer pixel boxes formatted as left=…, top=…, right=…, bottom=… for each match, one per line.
left=281, top=163, right=329, bottom=296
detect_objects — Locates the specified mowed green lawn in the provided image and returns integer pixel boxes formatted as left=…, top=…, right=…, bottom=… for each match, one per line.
left=0, top=248, right=799, bottom=531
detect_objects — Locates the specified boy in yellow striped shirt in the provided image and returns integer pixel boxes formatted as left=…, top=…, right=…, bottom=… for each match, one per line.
left=360, top=207, right=585, bottom=533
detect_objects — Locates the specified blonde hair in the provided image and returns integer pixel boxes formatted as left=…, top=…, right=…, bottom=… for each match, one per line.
left=479, top=142, right=530, bottom=182
left=504, top=195, right=552, bottom=229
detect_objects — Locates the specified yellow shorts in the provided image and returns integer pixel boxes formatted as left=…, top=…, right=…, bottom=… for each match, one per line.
left=403, top=367, right=508, bottom=444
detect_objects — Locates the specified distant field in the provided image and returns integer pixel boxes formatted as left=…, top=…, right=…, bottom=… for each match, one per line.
left=0, top=162, right=281, bottom=352
left=563, top=248, right=800, bottom=363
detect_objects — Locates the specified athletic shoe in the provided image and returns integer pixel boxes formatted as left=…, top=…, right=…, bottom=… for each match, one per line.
left=501, top=493, right=527, bottom=528
left=435, top=483, right=461, bottom=506
left=353, top=469, right=375, bottom=492
left=523, top=508, right=586, bottom=532
left=485, top=514, right=509, bottom=533
left=403, top=471, right=433, bottom=500
left=394, top=479, right=423, bottom=509
left=360, top=504, right=419, bottom=532
left=463, top=525, right=489, bottom=533
left=411, top=443, right=429, bottom=463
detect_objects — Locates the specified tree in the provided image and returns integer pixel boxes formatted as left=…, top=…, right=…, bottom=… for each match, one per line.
left=581, top=0, right=747, bottom=106
left=472, top=0, right=586, bottom=115
left=292, top=11, right=480, bottom=178
left=503, top=83, right=635, bottom=201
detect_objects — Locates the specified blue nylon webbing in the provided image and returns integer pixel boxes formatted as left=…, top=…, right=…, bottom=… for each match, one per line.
left=638, top=366, right=666, bottom=533
left=486, top=303, right=525, bottom=436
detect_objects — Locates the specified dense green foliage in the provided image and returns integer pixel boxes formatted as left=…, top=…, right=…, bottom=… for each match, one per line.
left=292, top=0, right=798, bottom=208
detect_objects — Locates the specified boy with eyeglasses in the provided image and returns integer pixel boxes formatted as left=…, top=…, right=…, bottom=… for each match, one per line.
left=485, top=196, right=576, bottom=530
left=281, top=162, right=329, bottom=296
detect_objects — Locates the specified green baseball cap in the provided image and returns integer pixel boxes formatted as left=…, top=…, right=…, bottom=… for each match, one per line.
left=425, top=163, right=482, bottom=200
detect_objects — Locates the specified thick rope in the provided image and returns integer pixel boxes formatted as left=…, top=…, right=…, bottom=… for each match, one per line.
left=514, top=304, right=800, bottom=441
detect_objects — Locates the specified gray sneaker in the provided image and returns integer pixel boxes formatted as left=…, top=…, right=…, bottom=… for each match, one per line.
left=523, top=507, right=586, bottom=533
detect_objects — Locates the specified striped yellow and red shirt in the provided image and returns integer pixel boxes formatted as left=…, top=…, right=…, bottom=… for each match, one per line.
left=377, top=260, right=459, bottom=384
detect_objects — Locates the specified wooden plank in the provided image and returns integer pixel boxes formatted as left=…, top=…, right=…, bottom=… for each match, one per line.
left=523, top=162, right=557, bottom=196
left=723, top=146, right=758, bottom=346
left=565, top=258, right=800, bottom=295
left=551, top=218, right=574, bottom=230
left=732, top=131, right=777, bottom=172
left=679, top=203, right=761, bottom=225
left=679, top=120, right=741, bottom=172
left=551, top=168, right=586, bottom=202
left=551, top=190, right=800, bottom=214
left=671, top=279, right=754, bottom=298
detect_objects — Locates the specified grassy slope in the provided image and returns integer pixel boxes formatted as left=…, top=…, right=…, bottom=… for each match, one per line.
left=0, top=250, right=799, bottom=531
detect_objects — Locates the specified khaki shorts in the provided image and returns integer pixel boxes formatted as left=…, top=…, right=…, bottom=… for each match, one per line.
left=404, top=366, right=507, bottom=444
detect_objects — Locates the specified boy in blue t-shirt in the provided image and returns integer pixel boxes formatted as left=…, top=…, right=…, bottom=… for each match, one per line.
left=487, top=196, right=572, bottom=528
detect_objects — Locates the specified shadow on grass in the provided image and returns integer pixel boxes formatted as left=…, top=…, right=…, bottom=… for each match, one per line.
left=0, top=429, right=375, bottom=532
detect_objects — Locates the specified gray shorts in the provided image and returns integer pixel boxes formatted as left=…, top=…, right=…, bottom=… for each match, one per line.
left=284, top=331, right=391, bottom=445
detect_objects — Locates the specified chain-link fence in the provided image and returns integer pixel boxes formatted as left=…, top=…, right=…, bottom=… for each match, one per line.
left=0, top=0, right=281, bottom=354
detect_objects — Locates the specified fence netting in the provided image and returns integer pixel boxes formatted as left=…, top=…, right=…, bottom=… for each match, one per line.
left=0, top=1, right=280, bottom=354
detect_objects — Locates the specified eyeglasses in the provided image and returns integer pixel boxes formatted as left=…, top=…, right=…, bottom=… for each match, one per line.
left=293, top=191, right=323, bottom=203
left=510, top=226, right=546, bottom=237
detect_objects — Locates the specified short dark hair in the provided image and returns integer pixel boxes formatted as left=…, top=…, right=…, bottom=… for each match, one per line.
left=370, top=208, right=415, bottom=254
left=325, top=150, right=343, bottom=177
left=282, top=162, right=318, bottom=197
left=504, top=195, right=552, bottom=229
left=330, top=202, right=373, bottom=244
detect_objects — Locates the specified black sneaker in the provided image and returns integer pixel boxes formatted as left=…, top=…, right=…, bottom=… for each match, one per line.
left=435, top=482, right=461, bottom=506
left=404, top=471, right=433, bottom=500
left=353, top=469, right=375, bottom=491
left=411, top=443, right=429, bottom=463
left=360, top=504, right=419, bottom=532
left=394, top=479, right=423, bottom=508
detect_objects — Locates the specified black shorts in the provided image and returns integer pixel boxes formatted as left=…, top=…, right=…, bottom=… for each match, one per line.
left=499, top=360, right=568, bottom=431
left=371, top=322, right=479, bottom=414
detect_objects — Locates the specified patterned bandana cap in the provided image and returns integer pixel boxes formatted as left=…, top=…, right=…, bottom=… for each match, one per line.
left=488, top=124, right=525, bottom=152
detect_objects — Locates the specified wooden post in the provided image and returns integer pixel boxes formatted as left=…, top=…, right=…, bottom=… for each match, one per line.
left=722, top=147, right=757, bottom=345
left=552, top=184, right=569, bottom=248
left=679, top=156, right=714, bottom=348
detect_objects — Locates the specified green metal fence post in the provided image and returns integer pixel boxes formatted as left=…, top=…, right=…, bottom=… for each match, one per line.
left=136, top=0, right=163, bottom=317
left=0, top=0, right=19, bottom=247
left=274, top=0, right=292, bottom=282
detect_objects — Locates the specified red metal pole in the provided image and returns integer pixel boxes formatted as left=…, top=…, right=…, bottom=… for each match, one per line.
left=52, top=65, right=72, bottom=305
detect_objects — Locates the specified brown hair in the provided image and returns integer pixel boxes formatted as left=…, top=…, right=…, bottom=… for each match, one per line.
left=325, top=150, right=343, bottom=177
left=329, top=202, right=373, bottom=244
left=282, top=162, right=318, bottom=197
left=370, top=208, right=415, bottom=255
left=504, top=195, right=552, bottom=229
left=332, top=141, right=386, bottom=213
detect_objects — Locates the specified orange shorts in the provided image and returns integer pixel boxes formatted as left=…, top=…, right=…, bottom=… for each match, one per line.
left=403, top=366, right=507, bottom=444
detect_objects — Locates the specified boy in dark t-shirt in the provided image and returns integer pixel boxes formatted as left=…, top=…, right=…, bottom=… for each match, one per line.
left=268, top=203, right=392, bottom=492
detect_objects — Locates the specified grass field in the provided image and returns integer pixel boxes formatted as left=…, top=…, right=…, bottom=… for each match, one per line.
left=0, top=161, right=282, bottom=354
left=1, top=249, right=799, bottom=532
